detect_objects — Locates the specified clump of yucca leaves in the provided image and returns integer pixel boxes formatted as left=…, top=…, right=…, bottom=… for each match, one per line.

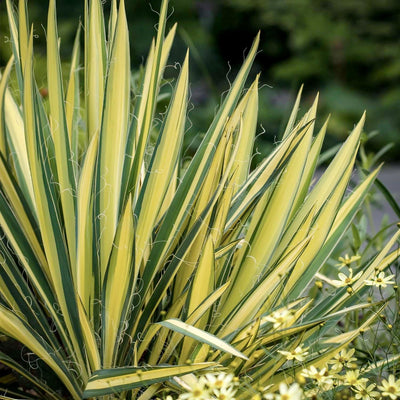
left=0, top=0, right=399, bottom=399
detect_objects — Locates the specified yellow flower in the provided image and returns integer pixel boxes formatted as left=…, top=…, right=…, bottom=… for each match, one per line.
left=263, top=308, right=294, bottom=329
left=336, top=254, right=361, bottom=269
left=365, top=271, right=395, bottom=288
left=278, top=345, right=309, bottom=362
left=275, top=383, right=303, bottom=400
left=377, top=374, right=400, bottom=399
left=301, top=365, right=334, bottom=390
left=212, top=386, right=237, bottom=400
left=332, top=268, right=362, bottom=287
left=353, top=382, right=380, bottom=399
left=343, top=370, right=368, bottom=387
left=328, top=348, right=357, bottom=371
left=303, top=387, right=319, bottom=398
left=204, top=373, right=236, bottom=391
left=178, top=378, right=210, bottom=400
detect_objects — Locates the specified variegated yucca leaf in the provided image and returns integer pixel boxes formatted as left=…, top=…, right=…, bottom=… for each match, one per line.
left=0, top=0, right=399, bottom=399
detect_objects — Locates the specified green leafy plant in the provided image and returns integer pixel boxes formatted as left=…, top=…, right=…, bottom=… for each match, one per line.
left=0, top=0, right=399, bottom=399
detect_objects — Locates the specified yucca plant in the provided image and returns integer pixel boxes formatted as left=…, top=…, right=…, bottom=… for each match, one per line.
left=0, top=0, right=399, bottom=399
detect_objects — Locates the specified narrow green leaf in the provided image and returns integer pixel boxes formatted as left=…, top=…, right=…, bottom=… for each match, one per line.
left=0, top=305, right=81, bottom=400
left=24, top=30, right=86, bottom=377
left=83, top=363, right=215, bottom=398
left=0, top=351, right=63, bottom=400
left=373, top=175, right=400, bottom=219
left=18, top=0, right=29, bottom=74
left=0, top=57, right=14, bottom=156
left=282, top=84, right=303, bottom=139
left=158, top=319, right=248, bottom=360
left=107, top=0, right=118, bottom=50
left=231, top=75, right=259, bottom=188
left=47, top=0, right=77, bottom=267
left=2, top=71, right=36, bottom=210
left=134, top=52, right=189, bottom=267
left=76, top=133, right=98, bottom=317
left=95, top=0, right=130, bottom=280
left=65, top=24, right=81, bottom=160
left=138, top=34, right=260, bottom=315
left=217, top=237, right=310, bottom=338
left=102, top=197, right=135, bottom=368
left=85, top=0, right=106, bottom=143
left=221, top=118, right=313, bottom=316
left=179, top=236, right=215, bottom=363
left=5, top=0, right=23, bottom=90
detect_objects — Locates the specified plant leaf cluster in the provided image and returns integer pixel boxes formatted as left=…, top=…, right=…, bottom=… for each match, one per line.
left=0, top=0, right=399, bottom=399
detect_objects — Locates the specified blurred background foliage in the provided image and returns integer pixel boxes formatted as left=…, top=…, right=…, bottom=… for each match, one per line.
left=1, top=0, right=399, bottom=160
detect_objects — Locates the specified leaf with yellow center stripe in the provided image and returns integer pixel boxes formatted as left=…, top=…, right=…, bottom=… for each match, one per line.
left=23, top=30, right=87, bottom=378
left=65, top=25, right=81, bottom=160
left=76, top=133, right=99, bottom=317
left=179, top=236, right=216, bottom=363
left=134, top=33, right=260, bottom=323
left=18, top=0, right=29, bottom=78
left=47, top=0, right=77, bottom=267
left=83, top=363, right=215, bottom=398
left=134, top=51, right=189, bottom=268
left=0, top=57, right=14, bottom=156
left=0, top=304, right=81, bottom=400
left=102, top=196, right=135, bottom=368
left=159, top=318, right=248, bottom=360
left=231, top=75, right=259, bottom=188
left=95, top=0, right=130, bottom=282
left=0, top=351, right=62, bottom=400
left=85, top=0, right=106, bottom=144
left=219, top=118, right=313, bottom=319
left=1, top=63, right=36, bottom=211
left=127, top=0, right=171, bottom=202
left=5, top=0, right=23, bottom=89
left=120, top=23, right=177, bottom=211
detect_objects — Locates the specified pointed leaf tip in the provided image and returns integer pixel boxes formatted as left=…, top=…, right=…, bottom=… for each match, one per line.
left=158, top=319, right=249, bottom=360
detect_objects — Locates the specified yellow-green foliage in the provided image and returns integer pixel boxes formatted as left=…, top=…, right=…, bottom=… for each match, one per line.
left=0, top=0, right=398, bottom=399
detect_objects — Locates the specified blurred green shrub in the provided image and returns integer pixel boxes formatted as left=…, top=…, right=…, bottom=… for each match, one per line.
left=1, top=0, right=399, bottom=159
left=213, top=0, right=400, bottom=158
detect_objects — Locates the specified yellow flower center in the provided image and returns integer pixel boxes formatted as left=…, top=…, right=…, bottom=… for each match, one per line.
left=281, top=395, right=290, bottom=400
left=388, top=386, right=396, bottom=394
left=193, top=389, right=202, bottom=397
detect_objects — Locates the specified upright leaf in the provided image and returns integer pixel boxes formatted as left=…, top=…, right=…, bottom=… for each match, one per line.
left=95, top=0, right=130, bottom=281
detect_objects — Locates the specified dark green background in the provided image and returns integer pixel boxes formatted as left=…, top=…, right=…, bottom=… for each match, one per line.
left=1, top=0, right=399, bottom=160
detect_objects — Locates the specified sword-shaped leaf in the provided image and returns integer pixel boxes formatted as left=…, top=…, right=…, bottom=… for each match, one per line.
left=47, top=0, right=77, bottom=266
left=158, top=319, right=248, bottom=360
left=83, top=363, right=215, bottom=398
left=95, top=0, right=130, bottom=281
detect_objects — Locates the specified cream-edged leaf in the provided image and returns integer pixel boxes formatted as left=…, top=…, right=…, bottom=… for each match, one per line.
left=158, top=318, right=248, bottom=360
left=83, top=363, right=215, bottom=398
